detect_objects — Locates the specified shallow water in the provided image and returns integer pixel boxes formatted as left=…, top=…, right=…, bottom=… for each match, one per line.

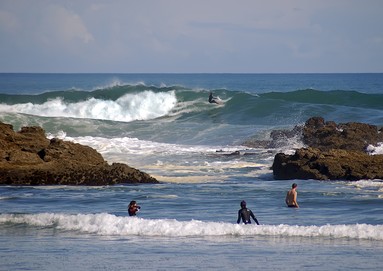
left=1, top=73, right=383, bottom=270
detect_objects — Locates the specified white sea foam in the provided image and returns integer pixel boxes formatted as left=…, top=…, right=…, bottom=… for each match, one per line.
left=0, top=90, right=177, bottom=122
left=45, top=133, right=267, bottom=183
left=95, top=78, right=124, bottom=89
left=0, top=196, right=14, bottom=200
left=366, top=142, right=383, bottom=155
left=1, top=213, right=382, bottom=240
left=352, top=179, right=383, bottom=188
left=49, top=134, right=243, bottom=156
left=344, top=179, right=383, bottom=195
left=45, top=132, right=272, bottom=182
left=90, top=79, right=146, bottom=91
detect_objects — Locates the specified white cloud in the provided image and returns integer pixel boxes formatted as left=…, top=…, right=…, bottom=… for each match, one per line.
left=41, top=4, right=94, bottom=45
left=0, top=0, right=382, bottom=72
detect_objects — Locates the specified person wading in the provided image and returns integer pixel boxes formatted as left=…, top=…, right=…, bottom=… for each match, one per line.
left=237, top=200, right=260, bottom=225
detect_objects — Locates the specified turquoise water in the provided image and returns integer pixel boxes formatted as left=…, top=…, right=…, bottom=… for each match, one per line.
left=1, top=73, right=383, bottom=270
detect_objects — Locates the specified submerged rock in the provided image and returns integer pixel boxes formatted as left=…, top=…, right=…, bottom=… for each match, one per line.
left=272, top=117, right=383, bottom=181
left=0, top=122, right=159, bottom=185
left=242, top=126, right=303, bottom=149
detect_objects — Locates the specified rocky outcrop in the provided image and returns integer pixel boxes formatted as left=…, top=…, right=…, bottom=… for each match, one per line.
left=272, top=117, right=383, bottom=180
left=273, top=147, right=383, bottom=180
left=0, top=122, right=159, bottom=185
left=302, top=116, right=383, bottom=151
left=243, top=126, right=303, bottom=148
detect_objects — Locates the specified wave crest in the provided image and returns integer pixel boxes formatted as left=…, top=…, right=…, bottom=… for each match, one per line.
left=0, top=90, right=177, bottom=122
left=1, top=213, right=382, bottom=240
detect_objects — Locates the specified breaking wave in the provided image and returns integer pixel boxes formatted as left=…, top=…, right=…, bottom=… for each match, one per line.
left=1, top=213, right=382, bottom=240
left=0, top=90, right=177, bottom=122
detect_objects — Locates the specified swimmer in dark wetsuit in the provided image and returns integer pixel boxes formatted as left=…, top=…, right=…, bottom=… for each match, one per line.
left=208, top=92, right=220, bottom=104
left=237, top=200, right=260, bottom=225
left=128, top=200, right=141, bottom=216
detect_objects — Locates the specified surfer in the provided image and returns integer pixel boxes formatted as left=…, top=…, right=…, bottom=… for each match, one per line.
left=285, top=183, right=299, bottom=208
left=237, top=200, right=260, bottom=225
left=208, top=92, right=221, bottom=104
left=128, top=200, right=141, bottom=216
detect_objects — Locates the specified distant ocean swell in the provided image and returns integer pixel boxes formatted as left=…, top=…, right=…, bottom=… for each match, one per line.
left=1, top=213, right=382, bottom=240
left=1, top=85, right=383, bottom=124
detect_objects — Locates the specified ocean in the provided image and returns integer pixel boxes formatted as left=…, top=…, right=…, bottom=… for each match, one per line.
left=0, top=73, right=383, bottom=270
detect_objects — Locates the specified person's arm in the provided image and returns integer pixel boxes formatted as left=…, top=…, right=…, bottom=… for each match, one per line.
left=250, top=211, right=260, bottom=225
left=293, top=191, right=299, bottom=208
left=285, top=191, right=290, bottom=206
left=237, top=210, right=241, bottom=224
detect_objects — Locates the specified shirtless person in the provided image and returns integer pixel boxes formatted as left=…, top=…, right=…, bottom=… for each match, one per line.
left=285, top=183, right=299, bottom=208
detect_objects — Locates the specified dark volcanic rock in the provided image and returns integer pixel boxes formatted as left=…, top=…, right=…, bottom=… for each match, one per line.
left=303, top=116, right=383, bottom=151
left=243, top=126, right=303, bottom=148
left=272, top=117, right=383, bottom=181
left=0, top=122, right=159, bottom=185
left=273, top=147, right=383, bottom=180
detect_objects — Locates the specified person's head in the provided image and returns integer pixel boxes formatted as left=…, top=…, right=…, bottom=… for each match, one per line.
left=129, top=200, right=137, bottom=206
left=240, top=200, right=246, bottom=208
left=292, top=183, right=298, bottom=189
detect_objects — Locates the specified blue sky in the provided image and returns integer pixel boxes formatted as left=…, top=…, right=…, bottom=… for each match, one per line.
left=1, top=0, right=382, bottom=73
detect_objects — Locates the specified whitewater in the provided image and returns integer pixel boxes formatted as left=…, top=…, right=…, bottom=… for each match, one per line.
left=1, top=73, right=383, bottom=270
left=1, top=213, right=383, bottom=240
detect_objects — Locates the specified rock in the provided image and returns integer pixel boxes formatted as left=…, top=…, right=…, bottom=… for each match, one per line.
left=243, top=126, right=303, bottom=148
left=273, top=147, right=383, bottom=180
left=303, top=116, right=383, bottom=151
left=272, top=117, right=383, bottom=180
left=0, top=122, right=159, bottom=185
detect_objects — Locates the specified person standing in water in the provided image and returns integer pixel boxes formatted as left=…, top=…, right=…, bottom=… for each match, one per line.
left=128, top=200, right=141, bottom=216
left=285, top=183, right=299, bottom=208
left=237, top=200, right=260, bottom=225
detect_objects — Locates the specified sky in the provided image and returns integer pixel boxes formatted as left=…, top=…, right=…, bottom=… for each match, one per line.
left=0, top=0, right=383, bottom=73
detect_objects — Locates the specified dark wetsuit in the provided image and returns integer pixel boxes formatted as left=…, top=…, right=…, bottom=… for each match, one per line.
left=209, top=93, right=219, bottom=104
left=237, top=207, right=259, bottom=225
left=128, top=205, right=140, bottom=216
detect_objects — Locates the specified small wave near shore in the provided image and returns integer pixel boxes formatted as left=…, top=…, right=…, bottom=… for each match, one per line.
left=1, top=213, right=382, bottom=241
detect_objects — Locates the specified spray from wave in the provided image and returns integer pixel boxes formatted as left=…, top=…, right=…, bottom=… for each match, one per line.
left=0, top=90, right=177, bottom=122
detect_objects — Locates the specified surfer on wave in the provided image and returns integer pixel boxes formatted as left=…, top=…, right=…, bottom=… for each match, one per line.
left=209, top=92, right=222, bottom=104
